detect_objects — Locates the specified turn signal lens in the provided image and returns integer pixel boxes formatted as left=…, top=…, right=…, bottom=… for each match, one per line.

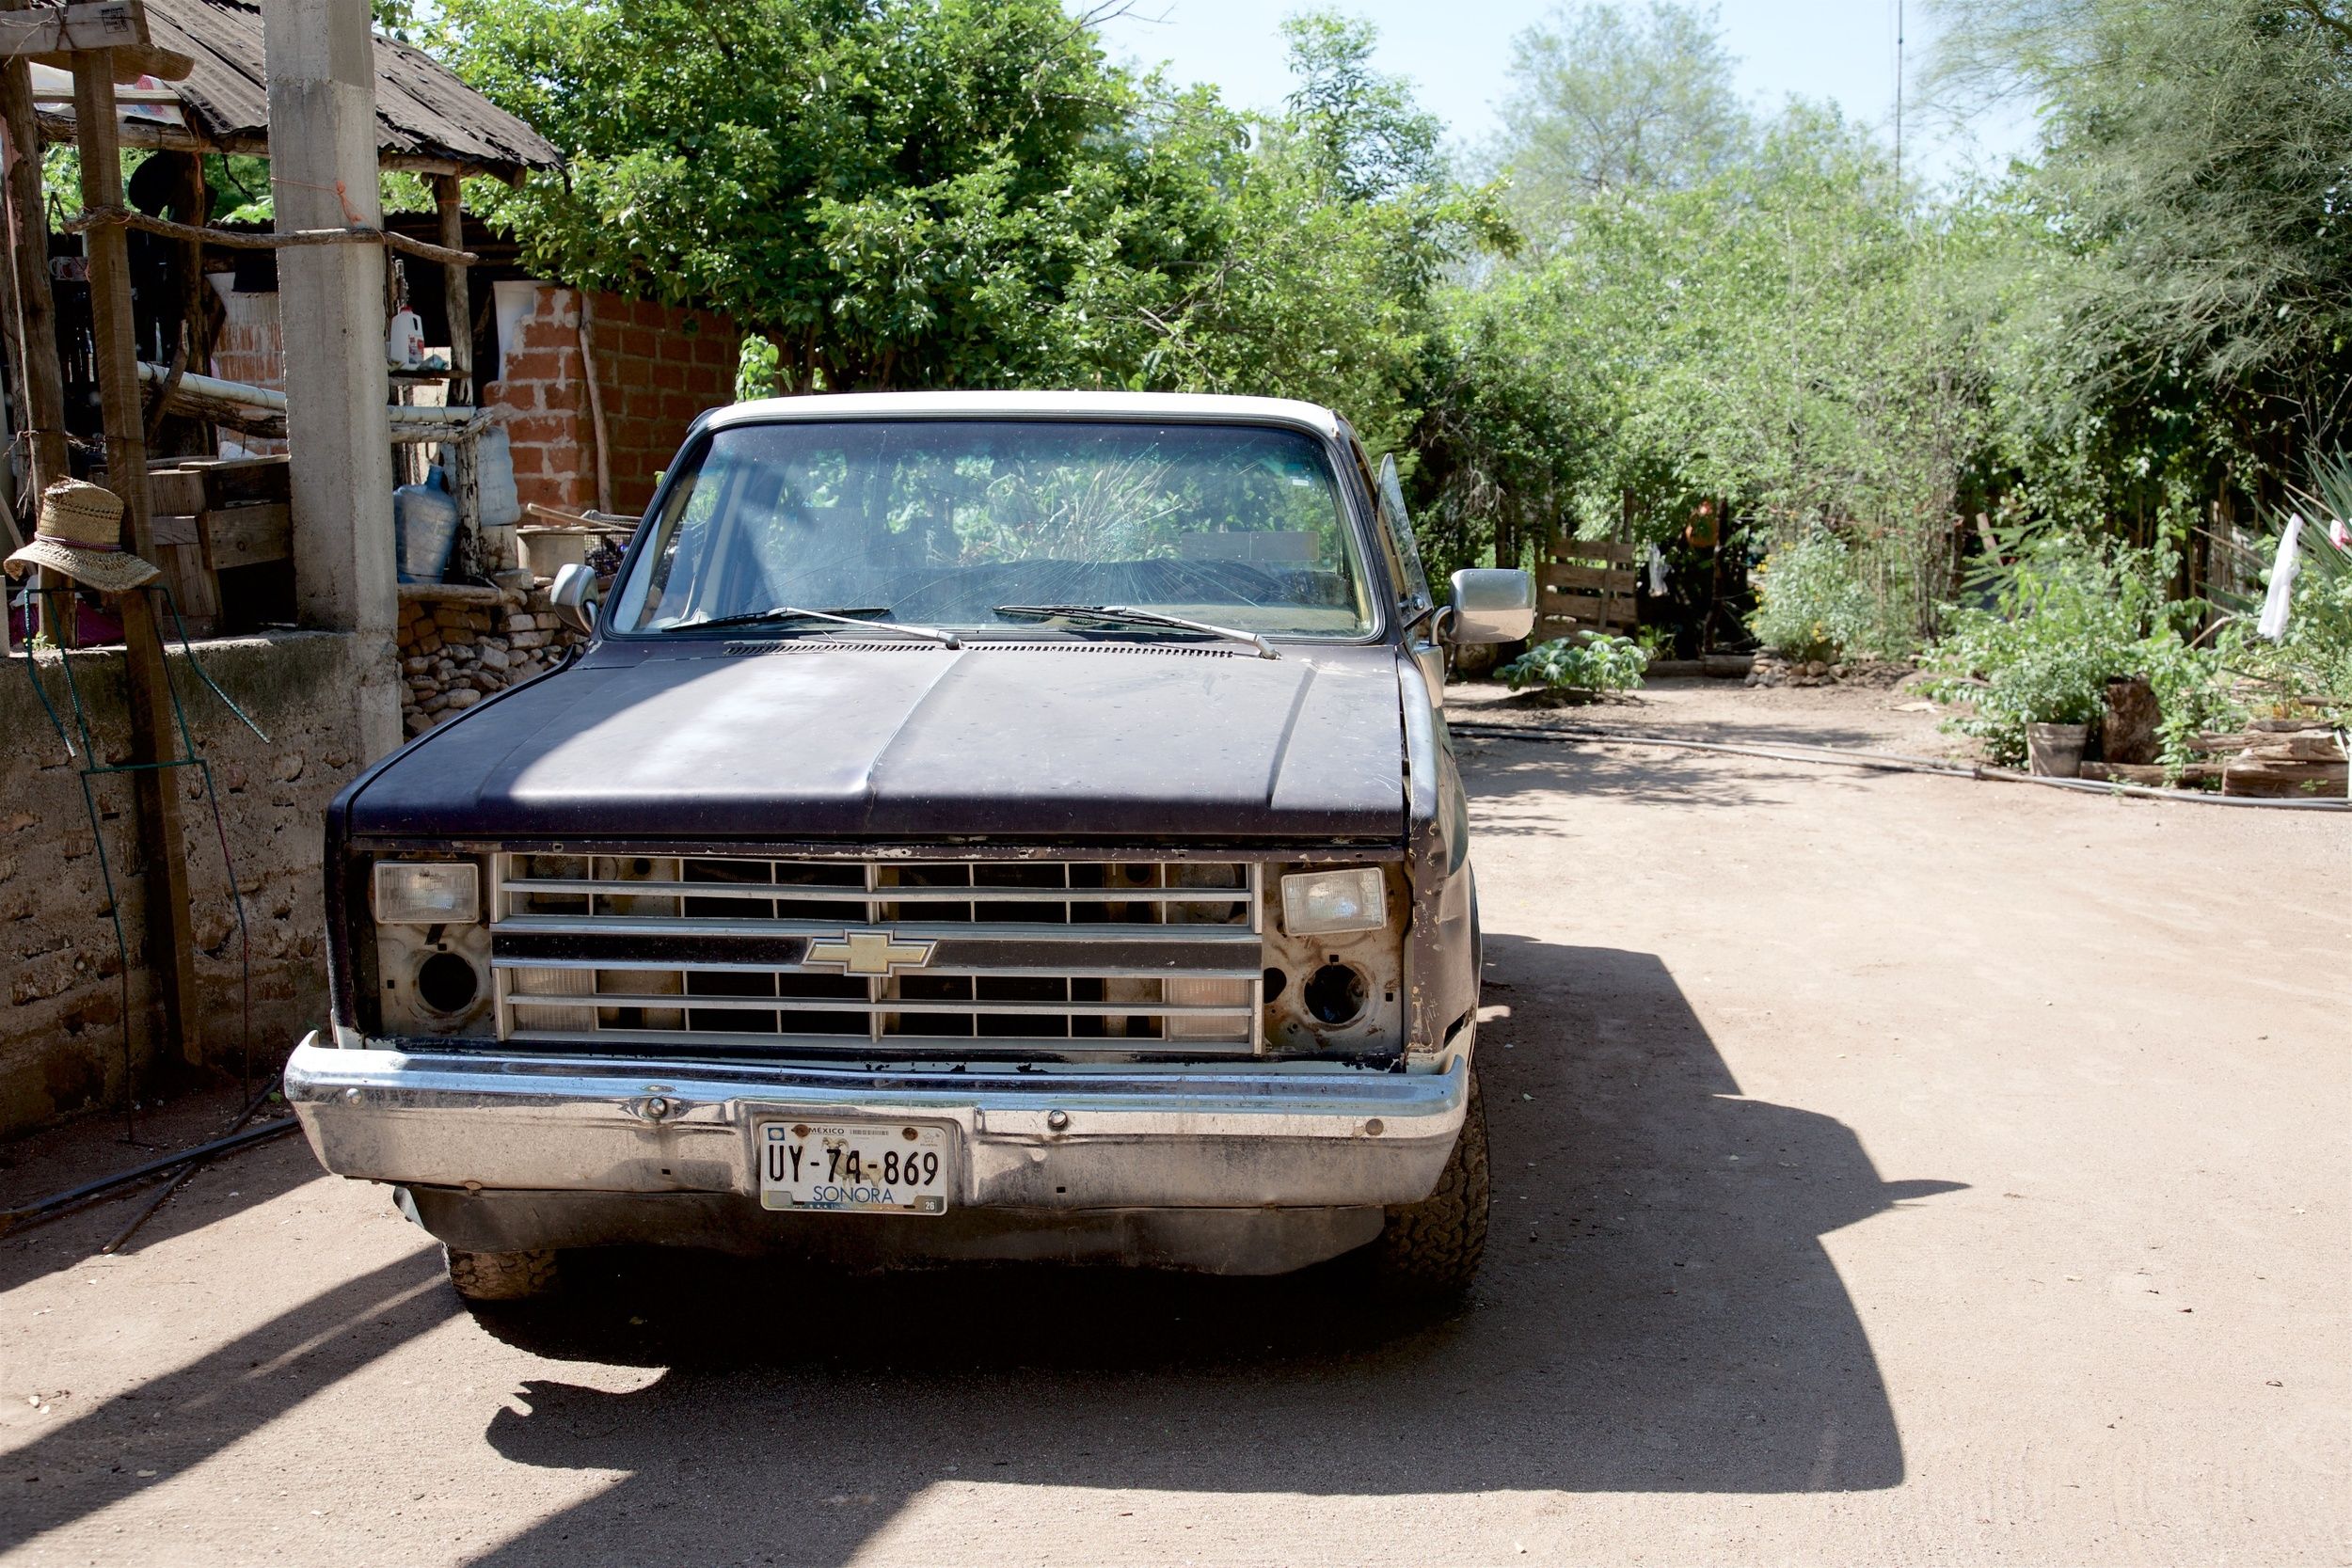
left=1279, top=867, right=1387, bottom=937
left=373, top=861, right=480, bottom=925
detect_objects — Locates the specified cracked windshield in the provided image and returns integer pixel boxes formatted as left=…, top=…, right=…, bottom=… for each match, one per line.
left=613, top=420, right=1376, bottom=638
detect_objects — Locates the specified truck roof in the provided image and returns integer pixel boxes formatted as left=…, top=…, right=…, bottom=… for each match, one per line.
left=703, top=389, right=1345, bottom=437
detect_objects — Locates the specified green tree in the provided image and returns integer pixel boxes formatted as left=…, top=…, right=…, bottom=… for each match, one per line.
left=436, top=0, right=1220, bottom=391
left=1278, top=10, right=1444, bottom=201
left=1138, top=12, right=1504, bottom=457
left=1932, top=0, right=2352, bottom=515
left=1490, top=1, right=1750, bottom=246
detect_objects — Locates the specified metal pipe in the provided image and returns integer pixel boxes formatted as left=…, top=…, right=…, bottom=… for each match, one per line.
left=0, top=1118, right=297, bottom=1236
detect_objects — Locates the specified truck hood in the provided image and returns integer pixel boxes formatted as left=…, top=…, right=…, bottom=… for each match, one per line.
left=345, top=640, right=1407, bottom=842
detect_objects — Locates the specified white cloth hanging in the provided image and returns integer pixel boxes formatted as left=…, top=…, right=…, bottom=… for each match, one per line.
left=2258, top=515, right=2302, bottom=641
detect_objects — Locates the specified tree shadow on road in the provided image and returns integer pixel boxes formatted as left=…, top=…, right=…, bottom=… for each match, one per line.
left=1454, top=730, right=1812, bottom=814
left=0, top=1247, right=454, bottom=1556
left=459, top=939, right=1962, bottom=1567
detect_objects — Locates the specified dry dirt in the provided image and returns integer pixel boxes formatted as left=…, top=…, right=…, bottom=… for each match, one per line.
left=1, top=678, right=2344, bottom=1567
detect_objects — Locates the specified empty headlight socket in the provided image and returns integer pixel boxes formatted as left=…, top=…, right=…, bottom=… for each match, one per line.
left=1260, top=863, right=1407, bottom=1055
left=372, top=854, right=496, bottom=1039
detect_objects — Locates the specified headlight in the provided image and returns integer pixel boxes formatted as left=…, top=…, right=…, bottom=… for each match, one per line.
left=1279, top=867, right=1386, bottom=937
left=373, top=861, right=481, bottom=925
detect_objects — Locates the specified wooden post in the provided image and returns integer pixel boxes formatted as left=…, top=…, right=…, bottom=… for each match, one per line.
left=1, top=14, right=73, bottom=639
left=577, top=289, right=612, bottom=515
left=73, top=46, right=204, bottom=1073
left=430, top=171, right=481, bottom=560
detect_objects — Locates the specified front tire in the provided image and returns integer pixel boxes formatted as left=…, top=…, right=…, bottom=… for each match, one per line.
left=1374, top=1062, right=1489, bottom=1297
left=445, top=1245, right=560, bottom=1302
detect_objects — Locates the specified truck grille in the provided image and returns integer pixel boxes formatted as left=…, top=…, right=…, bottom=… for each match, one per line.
left=489, top=853, right=1263, bottom=1057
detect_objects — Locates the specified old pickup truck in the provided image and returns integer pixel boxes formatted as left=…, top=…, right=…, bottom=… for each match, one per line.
left=287, top=391, right=1533, bottom=1301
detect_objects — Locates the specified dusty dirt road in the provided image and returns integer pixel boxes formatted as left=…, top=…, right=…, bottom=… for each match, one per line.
left=1, top=681, right=2344, bottom=1566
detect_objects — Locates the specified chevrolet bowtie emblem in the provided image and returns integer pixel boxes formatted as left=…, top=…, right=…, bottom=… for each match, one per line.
left=803, top=929, right=938, bottom=978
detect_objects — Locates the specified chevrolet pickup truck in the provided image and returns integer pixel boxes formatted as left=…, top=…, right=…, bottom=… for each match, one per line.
left=287, top=391, right=1533, bottom=1301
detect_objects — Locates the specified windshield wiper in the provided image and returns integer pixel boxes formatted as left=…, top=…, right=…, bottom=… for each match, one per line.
left=993, top=604, right=1278, bottom=659
left=682, top=606, right=961, bottom=648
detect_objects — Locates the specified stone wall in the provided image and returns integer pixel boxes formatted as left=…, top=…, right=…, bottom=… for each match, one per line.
left=396, top=574, right=587, bottom=736
left=484, top=285, right=739, bottom=516
left=0, top=632, right=375, bottom=1135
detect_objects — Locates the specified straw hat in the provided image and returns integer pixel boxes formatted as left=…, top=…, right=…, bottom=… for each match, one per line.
left=5, top=480, right=158, bottom=594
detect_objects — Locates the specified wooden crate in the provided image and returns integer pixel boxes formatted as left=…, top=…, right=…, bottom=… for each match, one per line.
left=134, top=459, right=294, bottom=634
left=1538, top=539, right=1640, bottom=636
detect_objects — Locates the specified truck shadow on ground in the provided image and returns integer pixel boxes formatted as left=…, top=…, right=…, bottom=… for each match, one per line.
left=463, top=940, right=1962, bottom=1567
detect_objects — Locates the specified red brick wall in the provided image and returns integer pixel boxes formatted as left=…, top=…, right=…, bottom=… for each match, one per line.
left=484, top=286, right=739, bottom=516
left=207, top=287, right=288, bottom=455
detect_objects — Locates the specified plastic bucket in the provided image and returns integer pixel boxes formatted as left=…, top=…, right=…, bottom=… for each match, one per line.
left=2026, top=722, right=2090, bottom=778
left=394, top=482, right=462, bottom=583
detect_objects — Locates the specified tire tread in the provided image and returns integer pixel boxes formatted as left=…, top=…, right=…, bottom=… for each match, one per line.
left=1374, top=1064, right=1489, bottom=1295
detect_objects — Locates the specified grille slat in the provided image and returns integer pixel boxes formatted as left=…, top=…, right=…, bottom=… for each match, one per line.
left=492, top=853, right=1263, bottom=1058
left=509, top=993, right=1253, bottom=1018
left=503, top=879, right=1249, bottom=906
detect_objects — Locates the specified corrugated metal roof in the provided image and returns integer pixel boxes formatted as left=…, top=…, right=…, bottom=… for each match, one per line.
left=136, top=0, right=562, bottom=176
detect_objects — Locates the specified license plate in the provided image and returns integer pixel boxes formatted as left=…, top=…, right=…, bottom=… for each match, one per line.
left=757, top=1119, right=951, bottom=1215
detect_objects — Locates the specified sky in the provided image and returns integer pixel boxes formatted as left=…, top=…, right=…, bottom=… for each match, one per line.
left=1088, top=0, right=2041, bottom=191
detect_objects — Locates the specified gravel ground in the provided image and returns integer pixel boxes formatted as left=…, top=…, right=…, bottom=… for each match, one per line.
left=0, top=678, right=2344, bottom=1567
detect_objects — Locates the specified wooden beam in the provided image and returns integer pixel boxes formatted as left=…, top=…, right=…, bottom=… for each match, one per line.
left=0, top=150, right=20, bottom=546
left=1552, top=540, right=1638, bottom=565
left=1538, top=562, right=1639, bottom=594
left=62, top=205, right=480, bottom=266
left=0, top=9, right=71, bottom=640
left=0, top=2, right=143, bottom=58
left=1538, top=590, right=1638, bottom=627
left=577, top=289, right=613, bottom=514
left=202, top=500, right=288, bottom=567
left=72, top=46, right=202, bottom=1073
left=430, top=172, right=481, bottom=555
left=29, top=44, right=191, bottom=79
left=33, top=103, right=210, bottom=151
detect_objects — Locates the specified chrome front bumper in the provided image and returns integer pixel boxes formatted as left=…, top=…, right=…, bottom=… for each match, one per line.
left=284, top=1034, right=1468, bottom=1212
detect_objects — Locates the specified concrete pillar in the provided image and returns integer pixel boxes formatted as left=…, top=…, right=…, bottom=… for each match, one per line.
left=265, top=0, right=401, bottom=759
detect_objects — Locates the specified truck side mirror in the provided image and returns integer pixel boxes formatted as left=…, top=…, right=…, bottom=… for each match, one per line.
left=1438, top=568, right=1534, bottom=645
left=548, top=562, right=601, bottom=637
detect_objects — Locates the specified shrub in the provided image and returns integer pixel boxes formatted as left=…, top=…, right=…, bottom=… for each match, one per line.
left=1748, top=533, right=1874, bottom=662
left=1498, top=633, right=1648, bottom=694
left=1923, top=534, right=2233, bottom=768
left=2230, top=456, right=2352, bottom=723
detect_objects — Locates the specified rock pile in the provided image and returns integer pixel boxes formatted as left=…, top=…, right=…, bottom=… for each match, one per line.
left=396, top=571, right=586, bottom=736
left=1745, top=655, right=1915, bottom=689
